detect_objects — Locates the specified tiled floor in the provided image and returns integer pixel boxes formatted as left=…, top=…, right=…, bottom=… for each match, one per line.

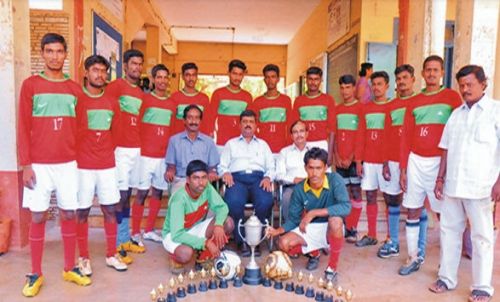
left=0, top=222, right=499, bottom=302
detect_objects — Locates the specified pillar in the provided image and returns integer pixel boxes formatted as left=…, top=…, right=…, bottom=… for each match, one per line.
left=0, top=0, right=31, bottom=249
left=453, top=0, right=499, bottom=95
left=145, top=24, right=161, bottom=77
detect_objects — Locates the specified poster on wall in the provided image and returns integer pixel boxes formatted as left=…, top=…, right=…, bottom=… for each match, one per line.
left=93, top=12, right=122, bottom=81
left=327, top=35, right=358, bottom=104
left=327, top=0, right=350, bottom=47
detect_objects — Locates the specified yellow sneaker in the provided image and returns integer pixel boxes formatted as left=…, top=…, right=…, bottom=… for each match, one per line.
left=62, top=267, right=92, bottom=286
left=121, top=239, right=145, bottom=254
left=116, top=248, right=133, bottom=265
left=22, top=274, right=44, bottom=297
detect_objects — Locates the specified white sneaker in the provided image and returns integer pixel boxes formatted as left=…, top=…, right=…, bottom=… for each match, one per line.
left=130, top=234, right=145, bottom=247
left=106, top=254, right=128, bottom=272
left=77, top=257, right=92, bottom=276
left=143, top=230, right=163, bottom=243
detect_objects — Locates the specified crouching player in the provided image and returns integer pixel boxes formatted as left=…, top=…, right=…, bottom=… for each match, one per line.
left=162, top=160, right=234, bottom=272
left=266, top=147, right=351, bottom=282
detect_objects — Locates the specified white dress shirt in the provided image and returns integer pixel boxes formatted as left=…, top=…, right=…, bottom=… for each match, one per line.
left=218, top=135, right=275, bottom=180
left=275, top=143, right=311, bottom=184
left=439, top=94, right=500, bottom=199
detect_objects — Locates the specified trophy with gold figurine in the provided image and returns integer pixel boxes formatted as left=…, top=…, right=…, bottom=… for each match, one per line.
left=315, top=277, right=325, bottom=302
left=305, top=273, right=315, bottom=298
left=167, top=278, right=177, bottom=302
left=187, top=270, right=196, bottom=294
left=285, top=269, right=295, bottom=292
left=176, top=274, right=186, bottom=298
left=198, top=268, right=208, bottom=292
left=294, top=271, right=305, bottom=295
left=262, top=264, right=272, bottom=287
left=233, top=265, right=243, bottom=288
left=208, top=267, right=218, bottom=290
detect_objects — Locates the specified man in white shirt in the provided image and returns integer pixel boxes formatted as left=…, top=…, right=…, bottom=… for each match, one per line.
left=219, top=110, right=275, bottom=257
left=276, top=120, right=310, bottom=223
left=429, top=65, right=499, bottom=302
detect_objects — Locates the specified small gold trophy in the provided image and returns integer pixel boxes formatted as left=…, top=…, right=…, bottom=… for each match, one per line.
left=198, top=268, right=208, bottom=292
left=208, top=267, right=218, bottom=290
left=233, top=264, right=243, bottom=287
left=305, top=274, right=315, bottom=298
left=187, top=270, right=196, bottom=294
left=262, top=264, right=272, bottom=287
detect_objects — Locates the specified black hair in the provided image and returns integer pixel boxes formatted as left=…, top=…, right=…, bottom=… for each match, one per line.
left=84, top=55, right=110, bottom=70
left=41, top=33, right=67, bottom=51
left=182, top=62, right=198, bottom=74
left=370, top=71, right=390, bottom=84
left=394, top=64, right=415, bottom=77
left=455, top=65, right=487, bottom=84
left=289, top=120, right=307, bottom=134
left=123, top=49, right=144, bottom=64
left=152, top=64, right=169, bottom=78
left=228, top=59, right=247, bottom=72
left=239, top=109, right=257, bottom=121
left=183, top=104, right=203, bottom=120
left=423, top=55, right=444, bottom=70
left=338, top=74, right=356, bottom=85
left=186, top=160, right=208, bottom=177
left=359, top=62, right=373, bottom=77
left=262, top=64, right=280, bottom=77
left=306, top=66, right=323, bottom=77
left=303, top=147, right=328, bottom=165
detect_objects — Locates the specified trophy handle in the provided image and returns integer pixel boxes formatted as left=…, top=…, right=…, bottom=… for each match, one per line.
left=257, top=219, right=270, bottom=245
left=237, top=219, right=247, bottom=243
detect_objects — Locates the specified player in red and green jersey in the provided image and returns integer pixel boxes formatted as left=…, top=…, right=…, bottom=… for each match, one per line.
left=332, top=74, right=363, bottom=243
left=398, top=56, right=462, bottom=276
left=291, top=67, right=336, bottom=162
left=75, top=55, right=127, bottom=276
left=249, top=64, right=292, bottom=154
left=162, top=160, right=234, bottom=272
left=210, top=59, right=253, bottom=150
left=18, top=33, right=90, bottom=297
left=354, top=71, right=394, bottom=248
left=170, top=62, right=212, bottom=136
left=131, top=64, right=176, bottom=244
left=106, top=49, right=146, bottom=260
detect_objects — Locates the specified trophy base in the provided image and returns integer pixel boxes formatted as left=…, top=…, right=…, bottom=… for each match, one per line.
left=242, top=267, right=262, bottom=285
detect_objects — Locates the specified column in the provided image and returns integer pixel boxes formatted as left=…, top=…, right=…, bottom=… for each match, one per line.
left=145, top=24, right=161, bottom=77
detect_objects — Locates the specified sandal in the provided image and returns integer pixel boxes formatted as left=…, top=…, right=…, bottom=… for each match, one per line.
left=468, top=290, right=491, bottom=302
left=428, top=279, right=449, bottom=293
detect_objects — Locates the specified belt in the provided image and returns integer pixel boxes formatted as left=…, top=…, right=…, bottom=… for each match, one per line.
left=232, top=170, right=264, bottom=175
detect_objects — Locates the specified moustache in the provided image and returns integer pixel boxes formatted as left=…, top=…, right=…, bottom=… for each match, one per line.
left=189, top=123, right=199, bottom=127
left=244, top=126, right=252, bottom=129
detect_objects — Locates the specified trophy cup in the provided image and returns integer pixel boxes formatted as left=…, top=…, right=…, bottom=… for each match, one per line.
left=187, top=270, right=197, bottom=294
left=345, top=289, right=353, bottom=301
left=176, top=274, right=186, bottom=298
left=238, top=214, right=269, bottom=285
left=315, top=277, right=325, bottom=302
left=198, top=268, right=208, bottom=292
left=167, top=278, right=177, bottom=302
left=285, top=269, right=295, bottom=292
left=218, top=266, right=229, bottom=289
left=294, top=271, right=305, bottom=295
left=262, top=264, right=272, bottom=287
left=233, top=265, right=243, bottom=288
left=305, top=273, right=315, bottom=298
left=208, top=267, right=218, bottom=290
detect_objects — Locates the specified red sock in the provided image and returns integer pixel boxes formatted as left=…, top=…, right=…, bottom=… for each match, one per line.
left=345, top=199, right=362, bottom=230
left=145, top=198, right=161, bottom=232
left=60, top=219, right=77, bottom=272
left=29, top=221, right=45, bottom=275
left=198, top=249, right=212, bottom=261
left=131, top=203, right=144, bottom=235
left=366, top=202, right=378, bottom=238
left=287, top=244, right=302, bottom=256
left=76, top=222, right=89, bottom=258
left=104, top=221, right=117, bottom=257
left=328, top=235, right=343, bottom=270
left=309, top=249, right=320, bottom=258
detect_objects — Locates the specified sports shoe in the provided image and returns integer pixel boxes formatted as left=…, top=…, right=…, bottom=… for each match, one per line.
left=77, top=257, right=92, bottom=276
left=170, top=257, right=185, bottom=274
left=377, top=241, right=400, bottom=259
left=22, top=274, right=44, bottom=297
left=354, top=235, right=378, bottom=247
left=306, top=255, right=320, bottom=271
left=117, top=248, right=133, bottom=264
left=121, top=238, right=145, bottom=253
left=62, top=267, right=92, bottom=286
left=398, top=256, right=424, bottom=276
left=106, top=254, right=128, bottom=272
left=345, top=228, right=358, bottom=243
left=143, top=230, right=163, bottom=243
left=324, top=267, right=338, bottom=284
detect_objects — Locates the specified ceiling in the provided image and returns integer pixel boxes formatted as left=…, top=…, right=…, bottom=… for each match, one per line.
left=147, top=0, right=321, bottom=45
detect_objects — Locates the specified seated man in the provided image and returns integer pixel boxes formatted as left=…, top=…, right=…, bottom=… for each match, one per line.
left=276, top=120, right=311, bottom=223
left=267, top=147, right=351, bottom=280
left=162, top=160, right=234, bottom=273
left=219, top=110, right=275, bottom=257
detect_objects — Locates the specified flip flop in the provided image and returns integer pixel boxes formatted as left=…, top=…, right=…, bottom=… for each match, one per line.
left=428, top=279, right=449, bottom=294
left=468, top=290, right=491, bottom=302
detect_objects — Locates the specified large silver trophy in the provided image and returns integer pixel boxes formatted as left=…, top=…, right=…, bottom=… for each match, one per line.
left=238, top=213, right=269, bottom=285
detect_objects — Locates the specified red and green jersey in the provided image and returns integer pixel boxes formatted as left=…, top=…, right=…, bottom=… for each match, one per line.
left=400, top=87, right=462, bottom=169
left=106, top=78, right=143, bottom=148
left=334, top=100, right=362, bottom=161
left=291, top=93, right=336, bottom=142
left=18, top=72, right=79, bottom=165
left=210, top=86, right=252, bottom=145
left=162, top=183, right=229, bottom=250
left=170, top=90, right=212, bottom=136
left=355, top=99, right=391, bottom=164
left=249, top=93, right=292, bottom=153
left=76, top=88, right=120, bottom=169
left=139, top=92, right=175, bottom=158
left=383, top=94, right=416, bottom=162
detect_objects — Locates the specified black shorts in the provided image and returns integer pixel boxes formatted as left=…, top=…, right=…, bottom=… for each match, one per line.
left=336, top=162, right=361, bottom=185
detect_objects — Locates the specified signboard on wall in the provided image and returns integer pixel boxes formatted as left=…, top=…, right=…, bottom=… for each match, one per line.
left=93, top=12, right=122, bottom=80
left=327, top=0, right=350, bottom=47
left=327, top=35, right=358, bottom=104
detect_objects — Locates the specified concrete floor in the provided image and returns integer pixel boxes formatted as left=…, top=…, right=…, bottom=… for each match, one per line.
left=1, top=222, right=499, bottom=302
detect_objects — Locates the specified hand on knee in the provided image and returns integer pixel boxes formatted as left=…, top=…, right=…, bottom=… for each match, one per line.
left=223, top=217, right=235, bottom=234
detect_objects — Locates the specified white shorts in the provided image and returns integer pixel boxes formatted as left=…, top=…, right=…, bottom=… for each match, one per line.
left=402, top=152, right=441, bottom=212
left=162, top=217, right=213, bottom=253
left=115, top=147, right=140, bottom=191
left=380, top=161, right=402, bottom=195
left=137, top=156, right=169, bottom=191
left=78, top=168, right=120, bottom=208
left=308, top=140, right=328, bottom=152
left=22, top=161, right=78, bottom=212
left=360, top=162, right=385, bottom=191
left=291, top=222, right=328, bottom=254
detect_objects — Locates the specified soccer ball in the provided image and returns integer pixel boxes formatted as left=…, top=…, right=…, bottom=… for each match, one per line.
left=213, top=250, right=242, bottom=281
